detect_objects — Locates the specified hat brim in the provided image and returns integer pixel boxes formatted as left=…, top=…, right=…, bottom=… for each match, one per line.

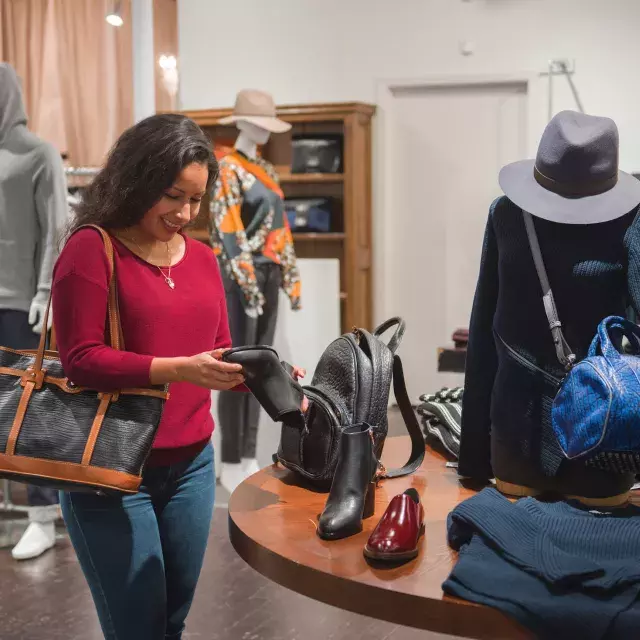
left=499, top=160, right=640, bottom=224
left=217, top=114, right=291, bottom=134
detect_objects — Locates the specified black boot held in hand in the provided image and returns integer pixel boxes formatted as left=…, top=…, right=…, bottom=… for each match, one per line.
left=317, top=423, right=378, bottom=541
left=222, top=346, right=305, bottom=425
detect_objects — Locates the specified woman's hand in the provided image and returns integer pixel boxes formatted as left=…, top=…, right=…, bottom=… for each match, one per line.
left=289, top=365, right=309, bottom=411
left=178, top=350, right=245, bottom=390
left=150, top=350, right=245, bottom=390
left=291, top=366, right=306, bottom=382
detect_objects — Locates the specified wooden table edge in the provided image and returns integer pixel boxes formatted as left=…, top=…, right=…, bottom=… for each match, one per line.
left=228, top=503, right=530, bottom=639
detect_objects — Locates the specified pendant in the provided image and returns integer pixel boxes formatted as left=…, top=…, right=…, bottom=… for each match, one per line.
left=166, top=277, right=175, bottom=290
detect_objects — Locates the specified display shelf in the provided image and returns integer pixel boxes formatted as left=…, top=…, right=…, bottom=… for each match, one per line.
left=186, top=228, right=210, bottom=242
left=182, top=102, right=376, bottom=333
left=437, top=347, right=467, bottom=373
left=292, top=232, right=345, bottom=242
left=279, top=173, right=344, bottom=184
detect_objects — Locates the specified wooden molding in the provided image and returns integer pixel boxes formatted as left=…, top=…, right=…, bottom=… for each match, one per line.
left=174, top=102, right=376, bottom=127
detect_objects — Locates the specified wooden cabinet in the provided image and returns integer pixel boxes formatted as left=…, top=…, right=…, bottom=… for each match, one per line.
left=179, top=102, right=376, bottom=333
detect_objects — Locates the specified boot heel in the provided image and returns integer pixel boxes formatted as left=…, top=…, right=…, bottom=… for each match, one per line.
left=363, top=482, right=376, bottom=519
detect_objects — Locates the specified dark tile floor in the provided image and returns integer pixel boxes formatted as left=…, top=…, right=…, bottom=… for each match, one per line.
left=0, top=507, right=463, bottom=640
left=0, top=410, right=467, bottom=639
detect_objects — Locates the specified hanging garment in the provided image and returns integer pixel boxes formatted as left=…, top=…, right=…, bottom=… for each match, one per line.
left=0, top=64, right=68, bottom=313
left=459, top=195, right=640, bottom=493
left=218, top=262, right=281, bottom=463
left=444, top=488, right=640, bottom=640
left=209, top=150, right=301, bottom=316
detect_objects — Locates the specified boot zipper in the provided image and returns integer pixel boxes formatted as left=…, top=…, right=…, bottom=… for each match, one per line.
left=369, top=429, right=387, bottom=481
left=495, top=332, right=563, bottom=385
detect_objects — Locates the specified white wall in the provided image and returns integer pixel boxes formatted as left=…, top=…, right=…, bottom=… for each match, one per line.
left=179, top=0, right=640, bottom=394
left=179, top=0, right=640, bottom=170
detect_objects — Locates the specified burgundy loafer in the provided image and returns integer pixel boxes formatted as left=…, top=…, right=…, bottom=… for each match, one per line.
left=364, top=488, right=424, bottom=562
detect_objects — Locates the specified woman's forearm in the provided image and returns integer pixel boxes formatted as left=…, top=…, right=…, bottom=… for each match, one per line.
left=149, top=357, right=190, bottom=385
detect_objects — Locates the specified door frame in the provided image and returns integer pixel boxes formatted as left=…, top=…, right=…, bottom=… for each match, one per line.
left=372, top=73, right=539, bottom=327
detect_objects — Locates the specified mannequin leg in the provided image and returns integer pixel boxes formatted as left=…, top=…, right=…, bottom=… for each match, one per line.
left=241, top=264, right=281, bottom=475
left=218, top=274, right=259, bottom=493
left=0, top=310, right=59, bottom=559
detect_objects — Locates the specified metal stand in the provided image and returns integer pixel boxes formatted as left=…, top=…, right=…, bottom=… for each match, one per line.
left=541, top=59, right=585, bottom=119
left=0, top=480, right=29, bottom=513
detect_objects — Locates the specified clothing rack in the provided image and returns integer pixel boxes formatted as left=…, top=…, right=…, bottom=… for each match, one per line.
left=65, top=166, right=100, bottom=189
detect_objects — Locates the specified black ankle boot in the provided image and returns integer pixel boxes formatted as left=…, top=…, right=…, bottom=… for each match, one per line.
left=317, top=423, right=378, bottom=541
left=222, top=346, right=305, bottom=425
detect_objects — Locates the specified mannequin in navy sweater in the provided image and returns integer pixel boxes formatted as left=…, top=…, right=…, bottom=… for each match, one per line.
left=459, top=110, right=640, bottom=503
left=459, top=195, right=640, bottom=501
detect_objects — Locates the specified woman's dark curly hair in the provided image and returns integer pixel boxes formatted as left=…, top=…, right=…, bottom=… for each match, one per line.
left=70, top=114, right=218, bottom=234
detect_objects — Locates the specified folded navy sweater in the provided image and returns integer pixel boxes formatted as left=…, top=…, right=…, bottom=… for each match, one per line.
left=444, top=488, right=640, bottom=639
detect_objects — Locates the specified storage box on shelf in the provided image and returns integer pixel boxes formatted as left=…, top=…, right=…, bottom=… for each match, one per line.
left=178, top=102, right=376, bottom=333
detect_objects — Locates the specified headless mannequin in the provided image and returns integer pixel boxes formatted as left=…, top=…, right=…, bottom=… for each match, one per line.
left=0, top=64, right=65, bottom=561
left=234, top=120, right=271, bottom=158
left=219, top=120, right=273, bottom=495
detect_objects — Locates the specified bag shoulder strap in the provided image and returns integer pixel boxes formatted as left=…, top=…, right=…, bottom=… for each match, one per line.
left=42, top=225, right=123, bottom=365
left=522, top=211, right=576, bottom=370
left=382, top=354, right=426, bottom=479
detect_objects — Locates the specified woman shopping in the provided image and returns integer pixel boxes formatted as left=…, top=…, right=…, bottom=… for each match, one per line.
left=52, top=114, right=303, bottom=640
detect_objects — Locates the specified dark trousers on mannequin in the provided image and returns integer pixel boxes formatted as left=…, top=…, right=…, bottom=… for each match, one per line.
left=0, top=310, right=59, bottom=506
left=218, top=262, right=281, bottom=464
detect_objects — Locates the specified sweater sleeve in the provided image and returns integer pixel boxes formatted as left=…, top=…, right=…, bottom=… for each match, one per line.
left=458, top=203, right=500, bottom=480
left=624, top=206, right=640, bottom=316
left=52, top=230, right=153, bottom=391
left=33, top=142, right=69, bottom=300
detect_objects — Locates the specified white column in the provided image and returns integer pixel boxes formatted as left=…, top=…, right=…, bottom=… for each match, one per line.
left=131, top=0, right=155, bottom=122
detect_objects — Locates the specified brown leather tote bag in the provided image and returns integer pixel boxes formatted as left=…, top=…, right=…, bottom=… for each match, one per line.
left=0, top=225, right=167, bottom=494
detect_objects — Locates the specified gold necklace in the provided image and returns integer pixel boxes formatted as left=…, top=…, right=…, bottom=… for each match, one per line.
left=128, top=236, right=175, bottom=290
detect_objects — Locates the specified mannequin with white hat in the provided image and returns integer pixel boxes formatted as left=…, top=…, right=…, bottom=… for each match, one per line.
left=210, top=89, right=302, bottom=494
left=459, top=110, right=640, bottom=505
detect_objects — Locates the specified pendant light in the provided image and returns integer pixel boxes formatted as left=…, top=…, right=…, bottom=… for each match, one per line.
left=106, top=0, right=124, bottom=27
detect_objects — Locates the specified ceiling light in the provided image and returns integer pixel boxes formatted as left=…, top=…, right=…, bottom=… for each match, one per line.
left=159, top=55, right=177, bottom=71
left=106, top=1, right=123, bottom=27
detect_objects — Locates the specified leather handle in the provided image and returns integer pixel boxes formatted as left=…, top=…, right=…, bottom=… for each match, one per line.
left=34, top=225, right=123, bottom=373
left=373, top=317, right=406, bottom=354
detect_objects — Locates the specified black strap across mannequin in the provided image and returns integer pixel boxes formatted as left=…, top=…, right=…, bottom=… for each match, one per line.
left=523, top=210, right=576, bottom=370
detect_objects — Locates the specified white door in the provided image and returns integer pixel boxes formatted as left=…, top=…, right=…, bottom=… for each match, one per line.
left=379, top=80, right=528, bottom=401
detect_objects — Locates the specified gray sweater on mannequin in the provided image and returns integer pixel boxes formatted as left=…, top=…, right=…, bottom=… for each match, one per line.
left=0, top=63, right=67, bottom=313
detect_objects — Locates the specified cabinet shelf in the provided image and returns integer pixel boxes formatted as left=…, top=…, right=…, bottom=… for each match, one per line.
left=292, top=232, right=345, bottom=242
left=280, top=173, right=344, bottom=184
left=186, top=228, right=210, bottom=242
left=185, top=102, right=375, bottom=333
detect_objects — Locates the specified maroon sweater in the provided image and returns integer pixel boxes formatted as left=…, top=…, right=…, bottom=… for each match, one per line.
left=52, top=228, right=236, bottom=463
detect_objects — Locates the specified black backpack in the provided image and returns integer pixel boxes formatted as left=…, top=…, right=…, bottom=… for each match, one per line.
left=276, top=317, right=425, bottom=489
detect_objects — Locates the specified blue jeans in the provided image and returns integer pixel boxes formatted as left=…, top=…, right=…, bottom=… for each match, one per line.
left=60, top=443, right=215, bottom=640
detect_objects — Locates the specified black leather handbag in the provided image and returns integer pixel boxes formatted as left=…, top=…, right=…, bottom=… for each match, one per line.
left=0, top=225, right=167, bottom=494
left=291, top=135, right=343, bottom=174
left=276, top=317, right=425, bottom=489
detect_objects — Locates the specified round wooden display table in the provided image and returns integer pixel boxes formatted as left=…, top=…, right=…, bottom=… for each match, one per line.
left=228, top=437, right=532, bottom=639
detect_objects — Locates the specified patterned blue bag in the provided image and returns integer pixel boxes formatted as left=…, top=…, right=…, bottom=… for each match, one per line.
left=524, top=211, right=640, bottom=473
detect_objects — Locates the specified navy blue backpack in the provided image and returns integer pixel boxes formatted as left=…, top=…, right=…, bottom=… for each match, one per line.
left=524, top=210, right=640, bottom=473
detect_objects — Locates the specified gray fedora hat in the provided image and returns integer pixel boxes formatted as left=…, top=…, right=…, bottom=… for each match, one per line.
left=499, top=110, right=640, bottom=224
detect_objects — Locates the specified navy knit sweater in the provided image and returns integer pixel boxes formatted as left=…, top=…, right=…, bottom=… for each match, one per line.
left=459, top=196, right=640, bottom=480
left=444, top=488, right=640, bottom=639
